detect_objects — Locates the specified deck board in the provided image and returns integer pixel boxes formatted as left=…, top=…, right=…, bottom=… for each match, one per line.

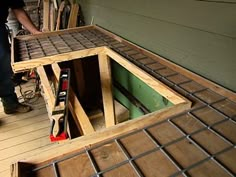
left=0, top=81, right=53, bottom=177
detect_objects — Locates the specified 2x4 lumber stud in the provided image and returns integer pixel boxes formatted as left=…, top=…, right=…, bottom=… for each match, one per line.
left=98, top=53, right=116, bottom=127
left=43, top=0, right=50, bottom=32
left=36, top=66, right=55, bottom=112
left=12, top=47, right=104, bottom=73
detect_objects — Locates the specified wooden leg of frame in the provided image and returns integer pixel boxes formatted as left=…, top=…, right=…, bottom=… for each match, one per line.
left=98, top=53, right=115, bottom=127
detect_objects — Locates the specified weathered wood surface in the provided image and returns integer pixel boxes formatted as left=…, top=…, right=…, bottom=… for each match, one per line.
left=9, top=26, right=236, bottom=177
left=98, top=53, right=116, bottom=127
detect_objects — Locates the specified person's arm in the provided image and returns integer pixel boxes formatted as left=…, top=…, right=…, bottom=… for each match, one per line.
left=12, top=8, right=40, bottom=34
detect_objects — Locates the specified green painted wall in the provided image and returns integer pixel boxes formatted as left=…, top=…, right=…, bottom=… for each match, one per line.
left=111, top=61, right=173, bottom=119
left=78, top=0, right=236, bottom=92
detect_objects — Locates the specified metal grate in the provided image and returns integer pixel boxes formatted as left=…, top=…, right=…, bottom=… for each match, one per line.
left=30, top=107, right=235, bottom=176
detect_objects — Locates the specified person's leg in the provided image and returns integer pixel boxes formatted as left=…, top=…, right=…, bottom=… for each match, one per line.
left=0, top=25, right=31, bottom=114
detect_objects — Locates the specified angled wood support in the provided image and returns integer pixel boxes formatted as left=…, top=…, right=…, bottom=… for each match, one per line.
left=36, top=66, right=55, bottom=112
left=51, top=63, right=94, bottom=135
left=98, top=53, right=116, bottom=127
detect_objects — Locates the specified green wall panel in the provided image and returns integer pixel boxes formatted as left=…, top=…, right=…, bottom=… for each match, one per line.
left=112, top=61, right=173, bottom=119
left=79, top=0, right=236, bottom=92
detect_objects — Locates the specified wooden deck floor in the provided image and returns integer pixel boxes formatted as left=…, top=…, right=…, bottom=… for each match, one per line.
left=0, top=81, right=53, bottom=177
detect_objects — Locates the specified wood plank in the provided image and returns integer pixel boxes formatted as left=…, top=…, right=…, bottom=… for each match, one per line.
left=188, top=160, right=230, bottom=177
left=49, top=2, right=55, bottom=31
left=172, top=114, right=204, bottom=134
left=55, top=1, right=65, bottom=31
left=191, top=107, right=225, bottom=125
left=56, top=153, right=95, bottom=177
left=0, top=107, right=47, bottom=125
left=52, top=0, right=58, bottom=10
left=0, top=119, right=49, bottom=141
left=212, top=99, right=236, bottom=118
left=66, top=3, right=86, bottom=107
left=12, top=47, right=104, bottom=73
left=51, top=63, right=94, bottom=135
left=90, top=142, right=126, bottom=170
left=43, top=0, right=50, bottom=32
left=14, top=25, right=94, bottom=41
left=0, top=169, right=10, bottom=177
left=120, top=131, right=156, bottom=157
left=135, top=151, right=180, bottom=176
left=67, top=3, right=79, bottom=28
left=166, top=139, right=207, bottom=168
left=0, top=113, right=48, bottom=133
left=0, top=127, right=50, bottom=151
left=23, top=101, right=190, bottom=164
left=0, top=143, right=58, bottom=173
left=213, top=120, right=236, bottom=144
left=191, top=129, right=231, bottom=154
left=37, top=66, right=55, bottom=112
left=0, top=136, right=50, bottom=161
left=216, top=148, right=236, bottom=174
left=147, top=121, right=183, bottom=145
left=98, top=53, right=115, bottom=127
left=102, top=164, right=137, bottom=177
left=105, top=47, right=190, bottom=105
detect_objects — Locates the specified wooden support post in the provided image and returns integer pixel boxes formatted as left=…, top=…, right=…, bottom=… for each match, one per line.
left=51, top=63, right=94, bottom=135
left=43, top=0, right=50, bottom=32
left=67, top=3, right=79, bottom=28
left=98, top=53, right=115, bottom=127
left=50, top=2, right=55, bottom=31
left=67, top=2, right=86, bottom=105
left=55, top=1, right=65, bottom=31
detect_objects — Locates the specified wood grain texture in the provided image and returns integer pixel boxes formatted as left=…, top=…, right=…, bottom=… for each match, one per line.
left=43, top=0, right=50, bottom=32
left=67, top=3, right=79, bottom=28
left=98, top=53, right=115, bottom=127
left=37, top=66, right=55, bottom=111
left=18, top=102, right=190, bottom=164
left=12, top=47, right=104, bottom=73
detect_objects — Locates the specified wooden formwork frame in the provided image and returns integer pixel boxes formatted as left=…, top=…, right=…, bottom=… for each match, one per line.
left=11, top=25, right=191, bottom=136
left=11, top=25, right=236, bottom=102
left=10, top=25, right=192, bottom=176
left=18, top=46, right=191, bottom=137
left=10, top=46, right=192, bottom=176
left=10, top=25, right=236, bottom=177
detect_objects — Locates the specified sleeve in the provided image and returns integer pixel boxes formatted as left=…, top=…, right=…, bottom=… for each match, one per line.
left=9, top=0, right=25, bottom=9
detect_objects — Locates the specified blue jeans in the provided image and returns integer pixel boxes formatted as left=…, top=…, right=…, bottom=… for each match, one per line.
left=0, top=25, right=18, bottom=108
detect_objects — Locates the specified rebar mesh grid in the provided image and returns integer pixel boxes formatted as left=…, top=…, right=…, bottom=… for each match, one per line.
left=15, top=27, right=236, bottom=177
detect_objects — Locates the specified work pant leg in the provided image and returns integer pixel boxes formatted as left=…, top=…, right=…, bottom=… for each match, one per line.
left=0, top=25, right=18, bottom=108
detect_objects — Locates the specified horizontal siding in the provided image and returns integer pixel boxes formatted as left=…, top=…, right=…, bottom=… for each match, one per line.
left=79, top=0, right=236, bottom=92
